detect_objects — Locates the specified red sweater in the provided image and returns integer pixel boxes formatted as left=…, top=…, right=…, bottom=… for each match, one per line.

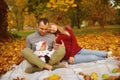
left=56, top=26, right=82, bottom=60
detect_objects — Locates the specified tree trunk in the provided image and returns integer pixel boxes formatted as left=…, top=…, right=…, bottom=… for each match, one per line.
left=0, top=0, right=12, bottom=42
left=76, top=9, right=80, bottom=29
left=71, top=12, right=75, bottom=28
left=14, top=6, right=24, bottom=31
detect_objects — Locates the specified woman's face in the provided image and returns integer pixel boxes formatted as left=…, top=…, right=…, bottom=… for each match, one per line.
left=48, top=25, right=57, bottom=33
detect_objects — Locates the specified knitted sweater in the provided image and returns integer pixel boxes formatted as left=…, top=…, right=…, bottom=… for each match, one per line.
left=56, top=26, right=82, bottom=60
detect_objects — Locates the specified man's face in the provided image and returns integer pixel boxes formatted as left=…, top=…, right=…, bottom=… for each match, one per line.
left=38, top=21, right=49, bottom=36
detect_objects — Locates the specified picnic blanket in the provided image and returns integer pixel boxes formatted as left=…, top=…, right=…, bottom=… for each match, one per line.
left=0, top=57, right=120, bottom=80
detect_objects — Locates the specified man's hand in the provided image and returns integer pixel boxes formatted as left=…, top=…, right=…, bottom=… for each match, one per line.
left=68, top=57, right=74, bottom=64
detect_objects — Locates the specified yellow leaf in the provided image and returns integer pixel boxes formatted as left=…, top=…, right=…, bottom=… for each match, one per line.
left=72, top=4, right=77, bottom=7
left=50, top=0, right=56, bottom=3
left=47, top=3, right=52, bottom=8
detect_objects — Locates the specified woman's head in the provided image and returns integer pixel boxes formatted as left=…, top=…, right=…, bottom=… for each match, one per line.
left=48, top=23, right=58, bottom=33
left=49, top=23, right=66, bottom=34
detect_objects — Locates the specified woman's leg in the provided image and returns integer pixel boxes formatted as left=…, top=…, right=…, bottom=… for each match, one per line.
left=74, top=49, right=107, bottom=64
left=74, top=54, right=104, bottom=64
left=79, top=48, right=108, bottom=57
left=49, top=46, right=65, bottom=65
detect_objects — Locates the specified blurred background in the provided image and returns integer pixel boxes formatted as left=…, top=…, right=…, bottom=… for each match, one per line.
left=0, top=0, right=120, bottom=40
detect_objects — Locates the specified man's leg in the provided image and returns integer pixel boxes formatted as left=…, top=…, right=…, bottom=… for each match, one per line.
left=49, top=46, right=65, bottom=65
left=22, top=48, right=45, bottom=70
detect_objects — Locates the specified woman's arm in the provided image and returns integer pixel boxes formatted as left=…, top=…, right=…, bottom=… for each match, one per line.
left=67, top=27, right=78, bottom=64
left=67, top=27, right=78, bottom=57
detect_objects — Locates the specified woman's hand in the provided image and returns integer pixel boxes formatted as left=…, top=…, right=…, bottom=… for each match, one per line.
left=53, top=44, right=60, bottom=50
left=68, top=57, right=74, bottom=64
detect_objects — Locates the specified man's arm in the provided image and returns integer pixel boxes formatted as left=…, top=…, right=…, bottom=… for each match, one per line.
left=26, top=36, right=32, bottom=49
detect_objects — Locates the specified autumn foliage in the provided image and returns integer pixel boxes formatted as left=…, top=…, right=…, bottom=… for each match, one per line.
left=77, top=32, right=120, bottom=56
left=0, top=38, right=25, bottom=74
left=0, top=32, right=120, bottom=74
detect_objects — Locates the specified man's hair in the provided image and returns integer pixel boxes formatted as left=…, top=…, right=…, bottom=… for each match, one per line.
left=38, top=18, right=49, bottom=25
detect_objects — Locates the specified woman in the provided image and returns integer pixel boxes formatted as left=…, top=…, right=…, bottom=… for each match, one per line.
left=49, top=23, right=112, bottom=64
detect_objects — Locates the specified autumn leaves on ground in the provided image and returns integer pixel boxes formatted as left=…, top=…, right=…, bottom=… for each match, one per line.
left=0, top=32, right=120, bottom=74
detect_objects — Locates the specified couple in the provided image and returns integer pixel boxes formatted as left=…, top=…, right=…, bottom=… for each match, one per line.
left=22, top=18, right=111, bottom=73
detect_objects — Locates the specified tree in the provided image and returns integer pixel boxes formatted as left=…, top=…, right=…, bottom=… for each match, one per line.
left=112, top=0, right=120, bottom=23
left=113, top=0, right=120, bottom=7
left=6, top=0, right=27, bottom=31
left=78, top=0, right=113, bottom=28
left=74, top=0, right=82, bottom=28
left=0, top=0, right=12, bottom=42
left=27, top=0, right=49, bottom=20
left=25, top=0, right=120, bottom=28
left=90, top=0, right=109, bottom=28
left=46, top=0, right=77, bottom=26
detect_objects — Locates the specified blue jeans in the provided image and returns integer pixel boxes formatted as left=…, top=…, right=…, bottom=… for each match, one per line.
left=74, top=48, right=108, bottom=64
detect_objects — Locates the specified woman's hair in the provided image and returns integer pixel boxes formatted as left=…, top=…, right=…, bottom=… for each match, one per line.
left=50, top=23, right=67, bottom=35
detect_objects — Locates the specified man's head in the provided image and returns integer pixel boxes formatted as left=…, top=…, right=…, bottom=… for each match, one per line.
left=37, top=18, right=49, bottom=36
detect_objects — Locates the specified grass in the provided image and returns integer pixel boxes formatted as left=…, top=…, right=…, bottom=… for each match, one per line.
left=10, top=25, right=120, bottom=38
left=10, top=30, right=36, bottom=38
left=73, top=25, right=120, bottom=36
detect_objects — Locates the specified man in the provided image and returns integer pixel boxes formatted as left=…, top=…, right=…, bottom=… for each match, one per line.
left=22, top=18, right=65, bottom=73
